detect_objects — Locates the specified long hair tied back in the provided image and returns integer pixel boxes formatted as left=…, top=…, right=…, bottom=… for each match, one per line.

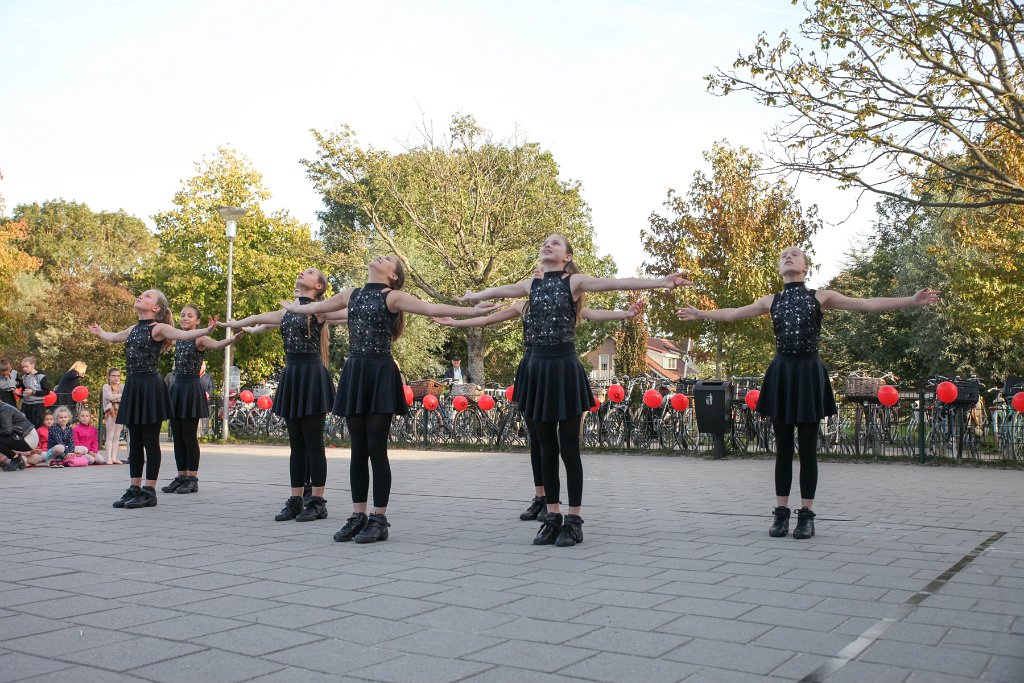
left=305, top=269, right=332, bottom=367
left=390, top=260, right=406, bottom=341
left=152, top=290, right=174, bottom=352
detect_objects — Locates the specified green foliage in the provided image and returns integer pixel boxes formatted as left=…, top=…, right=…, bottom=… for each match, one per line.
left=642, top=142, right=821, bottom=377
left=149, top=147, right=333, bottom=384
left=614, top=293, right=648, bottom=377
left=304, top=114, right=617, bottom=383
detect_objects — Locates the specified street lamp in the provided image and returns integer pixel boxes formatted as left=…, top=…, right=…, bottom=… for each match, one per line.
left=215, top=205, right=247, bottom=442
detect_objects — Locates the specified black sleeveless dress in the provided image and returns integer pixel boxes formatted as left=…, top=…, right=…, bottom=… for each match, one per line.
left=272, top=298, right=335, bottom=419
left=518, top=271, right=594, bottom=422
left=511, top=309, right=531, bottom=405
left=333, top=284, right=407, bottom=417
left=756, top=282, right=838, bottom=424
left=116, top=320, right=172, bottom=425
left=169, top=339, right=209, bottom=419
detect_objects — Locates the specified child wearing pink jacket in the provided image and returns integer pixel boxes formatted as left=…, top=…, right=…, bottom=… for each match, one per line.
left=71, top=407, right=100, bottom=465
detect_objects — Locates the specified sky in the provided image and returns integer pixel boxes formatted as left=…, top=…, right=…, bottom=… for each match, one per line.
left=0, top=0, right=876, bottom=286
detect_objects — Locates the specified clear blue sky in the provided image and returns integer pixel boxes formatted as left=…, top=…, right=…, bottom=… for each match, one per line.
left=0, top=0, right=871, bottom=284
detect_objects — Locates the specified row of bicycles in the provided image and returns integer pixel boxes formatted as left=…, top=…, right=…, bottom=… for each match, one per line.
left=201, top=373, right=1024, bottom=462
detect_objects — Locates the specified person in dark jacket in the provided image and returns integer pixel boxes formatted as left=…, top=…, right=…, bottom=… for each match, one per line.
left=0, top=401, right=40, bottom=470
left=53, top=361, right=87, bottom=410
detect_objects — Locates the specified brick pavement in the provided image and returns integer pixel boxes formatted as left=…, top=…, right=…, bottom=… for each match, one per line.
left=0, top=444, right=1022, bottom=682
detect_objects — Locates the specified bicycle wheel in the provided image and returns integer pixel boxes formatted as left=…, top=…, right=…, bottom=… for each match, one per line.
left=602, top=409, right=627, bottom=448
left=452, top=409, right=485, bottom=445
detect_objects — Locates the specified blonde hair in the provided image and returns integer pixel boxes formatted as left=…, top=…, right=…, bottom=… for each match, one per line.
left=148, top=290, right=174, bottom=352
left=306, top=269, right=332, bottom=367
left=53, top=406, right=73, bottom=420
left=71, top=361, right=87, bottom=375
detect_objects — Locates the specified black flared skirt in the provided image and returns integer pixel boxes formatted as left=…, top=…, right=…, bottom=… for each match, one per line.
left=518, top=343, right=593, bottom=422
left=511, top=349, right=532, bottom=404
left=169, top=374, right=209, bottom=419
left=273, top=353, right=335, bottom=419
left=116, top=371, right=172, bottom=426
left=756, top=352, right=837, bottom=425
left=333, top=354, right=407, bottom=417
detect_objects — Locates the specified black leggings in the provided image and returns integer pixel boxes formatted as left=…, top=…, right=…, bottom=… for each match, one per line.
left=169, top=418, right=200, bottom=472
left=347, top=413, right=393, bottom=508
left=286, top=415, right=327, bottom=488
left=773, top=420, right=819, bottom=500
left=535, top=416, right=583, bottom=508
left=525, top=416, right=543, bottom=488
left=127, top=423, right=162, bottom=481
left=0, top=435, right=32, bottom=458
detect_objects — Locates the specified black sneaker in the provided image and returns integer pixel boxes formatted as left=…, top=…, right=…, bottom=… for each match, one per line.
left=3, top=455, right=26, bottom=471
left=123, top=486, right=157, bottom=509
left=769, top=506, right=791, bottom=537
left=333, top=512, right=368, bottom=542
left=175, top=476, right=198, bottom=494
left=354, top=513, right=390, bottom=543
left=533, top=512, right=563, bottom=545
left=113, top=485, right=140, bottom=508
left=302, top=483, right=313, bottom=505
left=793, top=507, right=816, bottom=539
left=519, top=496, right=546, bottom=521
left=275, top=496, right=303, bottom=521
left=161, top=475, right=187, bottom=493
left=555, top=515, right=584, bottom=547
left=295, top=496, right=328, bottom=522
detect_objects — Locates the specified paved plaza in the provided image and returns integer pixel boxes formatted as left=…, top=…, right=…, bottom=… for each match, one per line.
left=1, top=444, right=1022, bottom=683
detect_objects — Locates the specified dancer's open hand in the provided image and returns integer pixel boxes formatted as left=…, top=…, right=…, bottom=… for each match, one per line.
left=625, top=300, right=643, bottom=318
left=205, top=316, right=220, bottom=332
left=454, top=290, right=480, bottom=303
left=432, top=317, right=456, bottom=326
left=675, top=305, right=702, bottom=321
left=913, top=288, right=941, bottom=306
left=87, top=324, right=104, bottom=336
left=473, top=302, right=498, bottom=314
left=662, top=273, right=692, bottom=290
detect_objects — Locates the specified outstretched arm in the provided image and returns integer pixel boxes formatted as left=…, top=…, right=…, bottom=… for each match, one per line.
left=198, top=330, right=245, bottom=351
left=222, top=310, right=285, bottom=329
left=433, top=302, right=526, bottom=328
left=281, top=289, right=355, bottom=315
left=676, top=295, right=773, bottom=323
left=87, top=324, right=134, bottom=343
left=818, top=288, right=940, bottom=313
left=388, top=290, right=498, bottom=317
left=571, top=272, right=690, bottom=295
left=153, top=318, right=219, bottom=342
left=241, top=323, right=278, bottom=334
left=320, top=311, right=348, bottom=324
left=455, top=279, right=533, bottom=303
left=582, top=300, right=643, bottom=322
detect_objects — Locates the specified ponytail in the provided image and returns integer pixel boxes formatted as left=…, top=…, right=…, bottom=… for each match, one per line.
left=152, top=290, right=174, bottom=352
left=306, top=269, right=331, bottom=368
left=390, top=259, right=407, bottom=341
left=562, top=239, right=585, bottom=325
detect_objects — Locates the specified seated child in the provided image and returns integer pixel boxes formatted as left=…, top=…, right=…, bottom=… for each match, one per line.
left=72, top=407, right=100, bottom=465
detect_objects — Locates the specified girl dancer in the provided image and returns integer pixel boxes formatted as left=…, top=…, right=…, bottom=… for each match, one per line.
left=435, top=295, right=643, bottom=521
left=677, top=246, right=939, bottom=538
left=162, top=304, right=244, bottom=495
left=282, top=255, right=495, bottom=544
left=459, top=235, right=687, bottom=546
left=88, top=289, right=217, bottom=509
left=101, top=368, right=125, bottom=464
left=223, top=268, right=336, bottom=522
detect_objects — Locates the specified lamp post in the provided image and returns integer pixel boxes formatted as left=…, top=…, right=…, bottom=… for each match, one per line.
left=215, top=206, right=247, bottom=442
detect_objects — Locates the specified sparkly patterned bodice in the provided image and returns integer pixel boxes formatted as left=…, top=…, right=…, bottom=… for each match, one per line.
left=280, top=297, right=324, bottom=355
left=521, top=306, right=532, bottom=353
left=771, top=283, right=822, bottom=354
left=524, top=271, right=577, bottom=346
left=125, top=320, right=162, bottom=373
left=173, top=339, right=204, bottom=376
left=347, top=284, right=396, bottom=356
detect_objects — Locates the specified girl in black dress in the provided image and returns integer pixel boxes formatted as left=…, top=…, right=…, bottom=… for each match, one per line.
left=223, top=268, right=336, bottom=522
left=161, top=304, right=244, bottom=496
left=283, top=255, right=495, bottom=544
left=459, top=235, right=687, bottom=546
left=677, top=246, right=939, bottom=539
left=435, top=295, right=643, bottom=522
left=88, top=289, right=218, bottom=509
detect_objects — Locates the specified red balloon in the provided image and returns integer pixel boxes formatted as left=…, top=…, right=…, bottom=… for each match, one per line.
left=453, top=395, right=469, bottom=412
left=608, top=384, right=625, bottom=403
left=43, top=391, right=57, bottom=407
left=403, top=385, right=414, bottom=406
left=936, top=381, right=958, bottom=404
left=505, top=385, right=515, bottom=401
left=478, top=394, right=495, bottom=411
left=643, top=389, right=662, bottom=409
left=72, top=386, right=89, bottom=402
left=240, top=390, right=255, bottom=404
left=589, top=401, right=600, bottom=413
left=13, top=388, right=22, bottom=399
left=257, top=395, right=273, bottom=410
left=877, top=385, right=899, bottom=407
left=1012, top=392, right=1024, bottom=414
left=670, top=393, right=689, bottom=411
left=745, top=389, right=761, bottom=411
left=423, top=394, right=439, bottom=411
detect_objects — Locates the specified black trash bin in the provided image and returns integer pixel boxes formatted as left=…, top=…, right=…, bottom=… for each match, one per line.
left=694, top=380, right=732, bottom=459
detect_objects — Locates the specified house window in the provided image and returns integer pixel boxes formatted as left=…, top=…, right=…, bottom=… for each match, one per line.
left=665, top=356, right=678, bottom=370
left=599, top=354, right=610, bottom=374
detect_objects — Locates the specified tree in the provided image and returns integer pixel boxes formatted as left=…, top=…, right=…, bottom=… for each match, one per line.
left=708, top=0, right=1024, bottom=209
left=304, top=114, right=617, bottom=383
left=150, top=148, right=334, bottom=383
left=0, top=219, right=42, bottom=351
left=614, top=294, right=648, bottom=377
left=642, top=142, right=821, bottom=377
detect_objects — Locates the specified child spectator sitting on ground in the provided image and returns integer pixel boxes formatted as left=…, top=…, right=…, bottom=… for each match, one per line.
left=73, top=407, right=100, bottom=464
left=45, top=406, right=94, bottom=467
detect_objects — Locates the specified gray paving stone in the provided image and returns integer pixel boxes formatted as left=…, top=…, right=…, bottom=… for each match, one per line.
left=12, top=595, right=119, bottom=620
left=3, top=625, right=133, bottom=657
left=0, top=614, right=71, bottom=639
left=465, top=639, right=596, bottom=672
left=191, top=622, right=323, bottom=655
left=182, top=594, right=272, bottom=618
left=383, top=628, right=503, bottom=658
left=664, top=637, right=792, bottom=674
left=0, top=652, right=72, bottom=682
left=907, top=605, right=1015, bottom=632
left=568, top=626, right=690, bottom=657
left=572, top=605, right=680, bottom=630
left=133, top=614, right=248, bottom=640
left=482, top=617, right=599, bottom=644
left=69, top=604, right=181, bottom=630
left=859, top=640, right=991, bottom=677
left=657, top=614, right=773, bottom=644
left=559, top=651, right=696, bottom=683
left=57, top=635, right=204, bottom=671
left=983, top=654, right=1024, bottom=682
left=653, top=595, right=756, bottom=619
left=263, top=639, right=396, bottom=675
left=350, top=653, right=492, bottom=683
left=457, top=666, right=595, bottom=683
left=0, top=587, right=74, bottom=608
left=823, top=659, right=911, bottom=683
left=496, top=595, right=600, bottom=620
left=18, top=667, right=149, bottom=683
left=739, top=604, right=848, bottom=631
left=303, top=614, right=423, bottom=643
left=407, top=605, right=519, bottom=632
left=132, top=649, right=284, bottom=683
left=119, top=587, right=211, bottom=608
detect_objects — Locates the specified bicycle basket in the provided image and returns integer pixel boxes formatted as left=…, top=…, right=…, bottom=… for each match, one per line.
left=450, top=383, right=482, bottom=398
left=410, top=380, right=444, bottom=399
left=953, top=379, right=980, bottom=407
left=844, top=376, right=883, bottom=402
left=1003, top=376, right=1024, bottom=399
